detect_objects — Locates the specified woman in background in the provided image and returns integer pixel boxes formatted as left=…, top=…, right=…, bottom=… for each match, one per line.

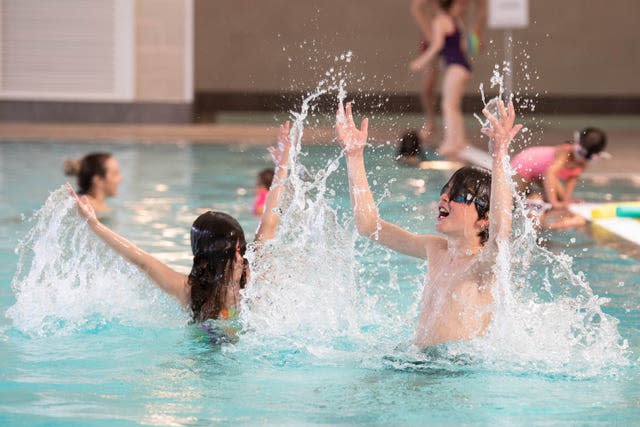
left=64, top=152, right=122, bottom=215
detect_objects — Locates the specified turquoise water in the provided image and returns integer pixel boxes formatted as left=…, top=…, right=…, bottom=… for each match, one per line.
left=1, top=140, right=639, bottom=425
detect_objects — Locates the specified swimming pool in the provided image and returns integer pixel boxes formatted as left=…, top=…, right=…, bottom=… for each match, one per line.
left=0, top=138, right=638, bottom=425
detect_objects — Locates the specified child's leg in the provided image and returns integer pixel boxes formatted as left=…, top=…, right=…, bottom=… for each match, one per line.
left=439, top=65, right=470, bottom=156
left=420, top=60, right=439, bottom=141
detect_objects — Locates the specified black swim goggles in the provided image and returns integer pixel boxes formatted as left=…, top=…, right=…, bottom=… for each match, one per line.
left=441, top=187, right=488, bottom=210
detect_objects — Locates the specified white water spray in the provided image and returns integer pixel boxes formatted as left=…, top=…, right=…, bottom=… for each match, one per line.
left=6, top=189, right=187, bottom=336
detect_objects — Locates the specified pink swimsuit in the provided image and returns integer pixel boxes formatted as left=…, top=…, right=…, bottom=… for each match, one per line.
left=252, top=188, right=268, bottom=217
left=511, top=144, right=583, bottom=181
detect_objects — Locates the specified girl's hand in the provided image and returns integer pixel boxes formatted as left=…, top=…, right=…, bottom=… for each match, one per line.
left=481, top=99, right=522, bottom=152
left=335, top=102, right=369, bottom=156
left=66, top=183, right=98, bottom=226
left=269, top=120, right=292, bottom=170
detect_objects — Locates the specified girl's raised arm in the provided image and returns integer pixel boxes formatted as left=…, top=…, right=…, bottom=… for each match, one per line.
left=254, top=121, right=292, bottom=243
left=67, top=184, right=190, bottom=306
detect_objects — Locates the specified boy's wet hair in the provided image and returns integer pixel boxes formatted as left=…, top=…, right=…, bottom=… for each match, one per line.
left=577, top=127, right=607, bottom=159
left=441, top=166, right=492, bottom=244
left=397, top=130, right=424, bottom=159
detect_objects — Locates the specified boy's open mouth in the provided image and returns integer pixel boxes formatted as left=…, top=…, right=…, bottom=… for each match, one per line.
left=438, top=206, right=450, bottom=219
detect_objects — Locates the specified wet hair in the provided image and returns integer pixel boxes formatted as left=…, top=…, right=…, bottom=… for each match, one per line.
left=257, top=168, right=275, bottom=189
left=396, top=130, right=424, bottom=160
left=188, top=211, right=248, bottom=322
left=63, top=152, right=112, bottom=195
left=439, top=0, right=455, bottom=11
left=440, top=166, right=492, bottom=245
left=577, top=127, right=607, bottom=159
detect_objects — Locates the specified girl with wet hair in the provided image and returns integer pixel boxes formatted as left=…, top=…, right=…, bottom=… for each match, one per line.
left=189, top=211, right=249, bottom=322
left=68, top=122, right=292, bottom=322
left=337, top=101, right=522, bottom=349
left=63, top=152, right=122, bottom=214
left=253, top=168, right=274, bottom=217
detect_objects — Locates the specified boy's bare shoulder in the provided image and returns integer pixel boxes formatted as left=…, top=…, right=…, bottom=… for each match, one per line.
left=425, top=235, right=448, bottom=254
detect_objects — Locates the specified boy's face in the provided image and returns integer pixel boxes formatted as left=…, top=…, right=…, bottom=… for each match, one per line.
left=436, top=186, right=488, bottom=241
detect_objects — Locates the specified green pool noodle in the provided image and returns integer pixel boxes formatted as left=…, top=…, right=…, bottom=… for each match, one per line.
left=616, top=205, right=640, bottom=218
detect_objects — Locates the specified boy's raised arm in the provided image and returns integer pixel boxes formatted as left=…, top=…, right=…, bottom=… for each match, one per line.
left=336, top=102, right=435, bottom=260
left=481, top=100, right=522, bottom=246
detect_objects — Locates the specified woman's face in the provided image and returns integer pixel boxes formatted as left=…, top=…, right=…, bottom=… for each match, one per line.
left=98, top=157, right=122, bottom=197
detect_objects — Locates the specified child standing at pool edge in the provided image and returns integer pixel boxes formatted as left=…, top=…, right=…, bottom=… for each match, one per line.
left=336, top=101, right=521, bottom=349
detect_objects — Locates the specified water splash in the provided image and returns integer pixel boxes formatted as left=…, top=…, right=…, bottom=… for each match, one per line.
left=6, top=188, right=188, bottom=336
left=5, top=53, right=630, bottom=377
left=466, top=65, right=629, bottom=376
left=239, top=66, right=399, bottom=359
left=461, top=194, right=630, bottom=376
left=239, top=57, right=630, bottom=375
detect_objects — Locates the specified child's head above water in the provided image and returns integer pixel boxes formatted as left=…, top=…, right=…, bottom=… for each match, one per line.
left=256, top=168, right=275, bottom=189
left=189, top=211, right=248, bottom=322
left=574, top=127, right=607, bottom=161
left=440, top=166, right=492, bottom=244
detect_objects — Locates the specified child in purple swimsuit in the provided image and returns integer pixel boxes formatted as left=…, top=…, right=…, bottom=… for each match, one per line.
left=410, top=0, right=477, bottom=157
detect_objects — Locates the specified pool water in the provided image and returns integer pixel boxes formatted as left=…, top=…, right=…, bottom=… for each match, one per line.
left=0, top=139, right=639, bottom=425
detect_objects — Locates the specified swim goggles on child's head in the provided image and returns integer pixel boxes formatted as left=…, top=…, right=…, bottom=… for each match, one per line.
left=441, top=187, right=488, bottom=210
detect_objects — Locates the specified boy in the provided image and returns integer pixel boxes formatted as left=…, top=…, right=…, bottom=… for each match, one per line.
left=336, top=101, right=521, bottom=348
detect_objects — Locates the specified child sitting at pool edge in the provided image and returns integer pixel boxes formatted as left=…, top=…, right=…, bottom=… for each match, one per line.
left=511, top=127, right=607, bottom=230
left=336, top=100, right=522, bottom=349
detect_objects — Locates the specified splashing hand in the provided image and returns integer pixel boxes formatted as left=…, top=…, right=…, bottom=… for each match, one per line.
left=269, top=120, right=292, bottom=169
left=335, top=102, right=369, bottom=156
left=66, top=183, right=98, bottom=226
left=481, top=99, right=522, bottom=152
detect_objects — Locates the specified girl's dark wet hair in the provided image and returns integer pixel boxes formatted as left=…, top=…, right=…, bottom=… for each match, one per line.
left=397, top=130, right=424, bottom=159
left=577, top=127, right=607, bottom=159
left=441, top=166, right=492, bottom=244
left=188, top=211, right=248, bottom=322
left=63, top=152, right=112, bottom=195
left=257, top=168, right=275, bottom=188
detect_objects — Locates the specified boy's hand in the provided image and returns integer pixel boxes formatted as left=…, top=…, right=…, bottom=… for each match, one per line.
left=481, top=100, right=522, bottom=153
left=336, top=102, right=368, bottom=156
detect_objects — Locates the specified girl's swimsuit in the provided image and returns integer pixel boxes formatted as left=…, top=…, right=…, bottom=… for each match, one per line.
left=511, top=144, right=584, bottom=181
left=440, top=23, right=471, bottom=71
left=252, top=188, right=269, bottom=216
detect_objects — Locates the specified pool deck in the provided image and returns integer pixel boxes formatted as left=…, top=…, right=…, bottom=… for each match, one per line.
left=0, top=120, right=638, bottom=176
